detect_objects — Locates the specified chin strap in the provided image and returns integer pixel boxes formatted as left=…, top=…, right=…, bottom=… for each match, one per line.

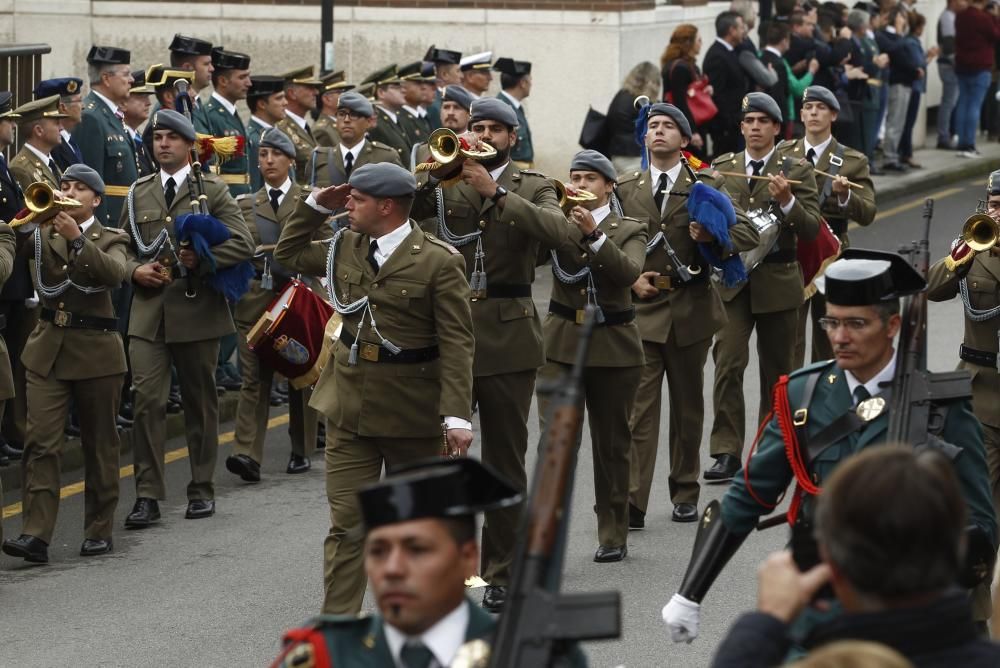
left=677, top=501, right=749, bottom=603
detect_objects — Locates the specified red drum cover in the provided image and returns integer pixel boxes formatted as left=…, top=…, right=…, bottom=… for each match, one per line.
left=798, top=218, right=841, bottom=298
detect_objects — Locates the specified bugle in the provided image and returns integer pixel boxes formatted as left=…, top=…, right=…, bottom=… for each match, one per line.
left=414, top=128, right=498, bottom=183
left=961, top=211, right=999, bottom=253
left=553, top=179, right=598, bottom=213
left=10, top=182, right=82, bottom=228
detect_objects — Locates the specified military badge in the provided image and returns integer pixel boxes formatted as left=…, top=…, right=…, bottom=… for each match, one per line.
left=274, top=335, right=311, bottom=365
left=741, top=96, right=750, bottom=112
left=67, top=80, right=78, bottom=94
left=856, top=396, right=886, bottom=422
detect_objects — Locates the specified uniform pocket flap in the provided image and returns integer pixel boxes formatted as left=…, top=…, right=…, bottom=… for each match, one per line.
left=385, top=279, right=427, bottom=298
left=499, top=297, right=535, bottom=322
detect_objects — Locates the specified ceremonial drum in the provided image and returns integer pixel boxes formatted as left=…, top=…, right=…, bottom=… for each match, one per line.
left=740, top=208, right=782, bottom=274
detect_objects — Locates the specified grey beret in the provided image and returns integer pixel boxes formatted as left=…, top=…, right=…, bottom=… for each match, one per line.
left=470, top=98, right=518, bottom=128
left=348, top=162, right=416, bottom=197
left=338, top=91, right=374, bottom=118
left=442, top=85, right=473, bottom=112
left=570, top=149, right=617, bottom=183
left=150, top=108, right=196, bottom=142
left=260, top=128, right=296, bottom=159
left=802, top=85, right=840, bottom=112
left=741, top=92, right=783, bottom=123
left=988, top=169, right=1000, bottom=195
left=647, top=102, right=692, bottom=139
left=60, top=163, right=105, bottom=196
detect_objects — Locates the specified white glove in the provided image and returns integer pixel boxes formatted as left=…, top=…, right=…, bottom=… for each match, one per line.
left=662, top=593, right=701, bottom=643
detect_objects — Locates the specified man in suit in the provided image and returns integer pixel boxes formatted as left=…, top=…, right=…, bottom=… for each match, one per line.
left=493, top=57, right=534, bottom=169
left=760, top=23, right=792, bottom=131
left=1, top=164, right=128, bottom=564
left=425, top=45, right=463, bottom=131
left=364, top=65, right=412, bottom=162
left=246, top=75, right=287, bottom=191
left=10, top=96, right=66, bottom=191
left=410, top=85, right=473, bottom=170
left=275, top=66, right=324, bottom=181
left=619, top=103, right=758, bottom=528
left=313, top=71, right=354, bottom=149
left=707, top=92, right=821, bottom=482
left=274, top=161, right=475, bottom=615
left=411, top=98, right=567, bottom=612
left=124, top=71, right=156, bottom=177
left=35, top=78, right=84, bottom=173
left=459, top=52, right=494, bottom=99
left=704, top=11, right=750, bottom=157
left=120, top=109, right=253, bottom=528
left=397, top=61, right=434, bottom=149
left=194, top=47, right=252, bottom=198
left=168, top=34, right=214, bottom=106
left=227, top=129, right=325, bottom=481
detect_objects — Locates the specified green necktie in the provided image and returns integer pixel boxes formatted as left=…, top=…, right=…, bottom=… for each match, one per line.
left=853, top=385, right=871, bottom=407
left=400, top=641, right=434, bottom=668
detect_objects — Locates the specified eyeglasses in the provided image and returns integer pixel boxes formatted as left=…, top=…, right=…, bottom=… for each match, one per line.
left=336, top=110, right=366, bottom=120
left=817, top=317, right=872, bottom=331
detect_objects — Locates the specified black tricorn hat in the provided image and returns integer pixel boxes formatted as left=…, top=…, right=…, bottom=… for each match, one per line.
left=211, top=47, right=250, bottom=71
left=424, top=45, right=462, bottom=65
left=493, top=57, right=532, bottom=77
left=87, top=46, right=130, bottom=65
left=169, top=34, right=213, bottom=56
left=821, top=248, right=926, bottom=306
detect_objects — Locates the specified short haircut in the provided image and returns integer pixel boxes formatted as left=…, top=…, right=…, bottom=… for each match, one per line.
left=20, top=118, right=43, bottom=136
left=767, top=21, right=792, bottom=45
left=169, top=53, right=197, bottom=69
left=500, top=72, right=525, bottom=90
left=716, top=11, right=743, bottom=38
left=791, top=10, right=808, bottom=27
left=387, top=194, right=415, bottom=219
left=247, top=95, right=268, bottom=115
left=871, top=298, right=900, bottom=323
left=441, top=516, right=477, bottom=546
left=847, top=9, right=870, bottom=31
left=88, top=63, right=116, bottom=86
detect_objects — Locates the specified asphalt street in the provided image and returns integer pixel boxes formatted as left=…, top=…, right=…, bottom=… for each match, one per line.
left=0, top=175, right=987, bottom=667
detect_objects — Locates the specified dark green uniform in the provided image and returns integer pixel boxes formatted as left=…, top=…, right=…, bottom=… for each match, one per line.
left=275, top=115, right=316, bottom=184
left=73, top=92, right=138, bottom=225
left=497, top=92, right=533, bottom=165
left=368, top=107, right=411, bottom=162
left=193, top=95, right=251, bottom=197
left=399, top=106, right=430, bottom=148
left=246, top=117, right=270, bottom=192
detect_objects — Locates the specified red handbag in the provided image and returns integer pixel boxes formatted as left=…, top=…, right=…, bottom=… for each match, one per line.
left=665, top=61, right=718, bottom=126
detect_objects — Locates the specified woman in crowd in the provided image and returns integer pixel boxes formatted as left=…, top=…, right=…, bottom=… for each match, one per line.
left=606, top=61, right=660, bottom=174
left=660, top=24, right=709, bottom=156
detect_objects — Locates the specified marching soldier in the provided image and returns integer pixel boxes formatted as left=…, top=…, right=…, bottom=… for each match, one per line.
left=459, top=52, right=493, bottom=99
left=398, top=61, right=434, bottom=148
left=619, top=103, right=758, bottom=528
left=120, top=110, right=253, bottom=529
left=10, top=96, right=66, bottom=190
left=424, top=45, right=463, bottom=131
left=124, top=71, right=156, bottom=177
left=273, top=162, right=475, bottom=615
left=364, top=65, right=412, bottom=161
left=304, top=92, right=402, bottom=190
left=411, top=98, right=567, bottom=612
left=167, top=34, right=214, bottom=107
left=194, top=47, right=252, bottom=197
left=73, top=45, right=138, bottom=226
left=35, top=78, right=84, bottom=172
left=246, top=75, right=287, bottom=191
left=0, top=165, right=128, bottom=563
left=275, top=66, right=324, bottom=180
left=411, top=85, right=473, bottom=170
left=313, top=71, right=353, bottom=148
left=226, top=129, right=324, bottom=481
left=493, top=57, right=534, bottom=169
left=538, top=150, right=646, bottom=561
left=706, top=92, right=821, bottom=483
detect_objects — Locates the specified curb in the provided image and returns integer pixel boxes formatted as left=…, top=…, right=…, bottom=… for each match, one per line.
left=873, top=154, right=1000, bottom=207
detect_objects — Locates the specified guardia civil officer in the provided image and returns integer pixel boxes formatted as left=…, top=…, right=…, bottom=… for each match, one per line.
left=246, top=75, right=287, bottom=191
left=193, top=47, right=252, bottom=197
left=424, top=45, right=463, bottom=131
left=493, top=57, right=534, bottom=168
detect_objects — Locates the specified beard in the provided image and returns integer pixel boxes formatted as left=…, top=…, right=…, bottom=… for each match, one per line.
left=479, top=144, right=511, bottom=171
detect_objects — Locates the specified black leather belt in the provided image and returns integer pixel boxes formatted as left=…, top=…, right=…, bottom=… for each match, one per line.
left=826, top=217, right=848, bottom=236
left=41, top=307, right=118, bottom=331
left=763, top=249, right=797, bottom=263
left=548, top=301, right=635, bottom=326
left=654, top=269, right=709, bottom=291
left=340, top=329, right=440, bottom=364
left=960, top=344, right=998, bottom=369
left=484, top=283, right=532, bottom=299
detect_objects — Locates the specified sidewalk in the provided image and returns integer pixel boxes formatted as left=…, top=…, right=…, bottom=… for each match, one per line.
left=872, top=137, right=1000, bottom=206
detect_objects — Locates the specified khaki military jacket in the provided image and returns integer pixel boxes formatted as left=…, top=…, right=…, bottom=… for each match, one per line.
left=313, top=114, right=339, bottom=148
left=305, top=138, right=403, bottom=189
left=274, top=194, right=474, bottom=438
left=412, top=164, right=568, bottom=377
left=777, top=137, right=876, bottom=245
left=275, top=116, right=317, bottom=184
left=22, top=221, right=128, bottom=381
left=120, top=171, right=255, bottom=343
left=411, top=141, right=431, bottom=173
left=712, top=148, right=821, bottom=313
left=544, top=211, right=646, bottom=367
left=10, top=145, right=58, bottom=191
left=928, top=251, right=1000, bottom=428
left=0, top=223, right=15, bottom=400
left=618, top=164, right=760, bottom=347
left=368, top=107, right=411, bottom=161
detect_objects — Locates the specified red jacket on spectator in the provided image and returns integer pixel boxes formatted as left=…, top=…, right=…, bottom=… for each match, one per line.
left=955, top=5, right=1000, bottom=72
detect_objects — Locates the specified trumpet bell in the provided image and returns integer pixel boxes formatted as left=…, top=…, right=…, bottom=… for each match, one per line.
left=11, top=182, right=82, bottom=228
left=553, top=179, right=599, bottom=213
left=426, top=128, right=498, bottom=166
left=962, top=212, right=999, bottom=253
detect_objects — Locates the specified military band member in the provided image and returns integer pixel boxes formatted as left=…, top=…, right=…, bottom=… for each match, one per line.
left=458, top=51, right=493, bottom=99
left=411, top=98, right=567, bottom=612
left=783, top=85, right=877, bottom=366
left=493, top=57, right=534, bottom=169
left=313, top=71, right=354, bottom=148
left=398, top=61, right=434, bottom=148
left=424, top=45, right=463, bottom=131
left=620, top=103, right=758, bottom=527
left=363, top=65, right=411, bottom=161
left=121, top=110, right=254, bottom=528
left=707, top=92, right=821, bottom=482
left=35, top=78, right=84, bottom=172
left=304, top=92, right=402, bottom=190
left=227, top=129, right=323, bottom=481
left=0, top=211, right=16, bottom=538
left=274, top=162, right=475, bottom=615
left=411, top=85, right=473, bottom=170
left=73, top=45, right=138, bottom=226
left=661, top=250, right=997, bottom=643
left=10, top=96, right=66, bottom=191
left=246, top=75, right=287, bottom=191
left=275, top=66, right=324, bottom=181
left=194, top=47, right=252, bottom=197
left=142, top=65, right=197, bottom=173
left=167, top=34, right=214, bottom=106
left=538, top=150, right=646, bottom=561
left=124, top=71, right=156, bottom=177
left=1, top=165, right=128, bottom=564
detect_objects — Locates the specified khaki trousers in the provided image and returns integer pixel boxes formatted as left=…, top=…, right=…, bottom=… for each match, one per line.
left=3, top=304, right=38, bottom=443
left=21, top=369, right=123, bottom=542
left=130, top=335, right=220, bottom=501
left=629, top=332, right=712, bottom=509
left=321, top=425, right=441, bottom=614
left=793, top=293, right=834, bottom=368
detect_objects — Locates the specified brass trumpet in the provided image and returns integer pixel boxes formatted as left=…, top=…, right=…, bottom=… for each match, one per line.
left=427, top=127, right=497, bottom=166
left=10, top=182, right=82, bottom=228
left=961, top=211, right=1000, bottom=252
left=553, top=179, right=599, bottom=213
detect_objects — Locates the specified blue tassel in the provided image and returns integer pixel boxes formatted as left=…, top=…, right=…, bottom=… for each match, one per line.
left=633, top=102, right=652, bottom=172
left=686, top=182, right=748, bottom=288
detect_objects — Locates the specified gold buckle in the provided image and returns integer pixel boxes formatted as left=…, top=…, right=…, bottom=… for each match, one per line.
left=793, top=409, right=808, bottom=426
left=654, top=275, right=673, bottom=291
left=360, top=343, right=380, bottom=362
left=470, top=289, right=487, bottom=301
left=53, top=309, right=71, bottom=327
left=575, top=309, right=586, bottom=325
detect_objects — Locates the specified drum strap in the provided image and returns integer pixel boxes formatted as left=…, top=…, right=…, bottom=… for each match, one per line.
left=820, top=144, right=845, bottom=204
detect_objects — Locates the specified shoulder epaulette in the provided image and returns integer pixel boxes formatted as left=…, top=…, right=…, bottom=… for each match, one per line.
left=102, top=226, right=127, bottom=234
left=841, top=145, right=867, bottom=161
left=518, top=168, right=548, bottom=178
left=776, top=139, right=798, bottom=151
left=424, top=232, right=461, bottom=255
left=788, top=358, right=837, bottom=380
left=368, top=140, right=396, bottom=153
left=712, top=152, right=736, bottom=166
left=236, top=193, right=253, bottom=201
left=134, top=173, right=158, bottom=185
left=620, top=215, right=643, bottom=224
left=617, top=171, right=642, bottom=185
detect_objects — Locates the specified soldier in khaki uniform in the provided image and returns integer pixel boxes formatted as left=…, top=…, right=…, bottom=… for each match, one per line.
left=313, top=71, right=353, bottom=148
left=305, top=92, right=402, bottom=190
left=0, top=217, right=17, bottom=551
left=398, top=61, right=434, bottom=149
left=120, top=110, right=254, bottom=528
left=411, top=98, right=567, bottom=612
left=1, top=165, right=127, bottom=564
left=363, top=65, right=411, bottom=161
left=226, top=129, right=325, bottom=481
left=275, top=66, right=324, bottom=181
left=538, top=150, right=646, bottom=560
left=10, top=95, right=67, bottom=190
left=410, top=85, right=472, bottom=171
left=620, top=103, right=758, bottom=527
left=274, top=162, right=475, bottom=615
left=707, top=92, right=821, bottom=482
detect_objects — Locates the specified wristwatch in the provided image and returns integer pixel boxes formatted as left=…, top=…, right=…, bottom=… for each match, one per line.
left=70, top=236, right=85, bottom=253
left=491, top=185, right=508, bottom=203
left=585, top=228, right=604, bottom=243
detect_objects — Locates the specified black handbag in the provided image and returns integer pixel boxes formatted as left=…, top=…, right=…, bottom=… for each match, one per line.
left=579, top=106, right=610, bottom=156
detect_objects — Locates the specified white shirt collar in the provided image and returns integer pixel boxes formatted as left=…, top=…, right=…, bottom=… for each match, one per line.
left=370, top=220, right=414, bottom=267
left=24, top=142, right=52, bottom=165
left=499, top=90, right=522, bottom=109
left=285, top=108, right=308, bottom=130
left=489, top=161, right=509, bottom=183
left=251, top=115, right=273, bottom=130
left=885, top=26, right=897, bottom=35
left=211, top=91, right=237, bottom=116
left=765, top=46, right=784, bottom=58
left=377, top=105, right=399, bottom=124
left=649, top=160, right=684, bottom=198
left=745, top=147, right=776, bottom=172
left=402, top=104, right=424, bottom=118
left=79, top=216, right=96, bottom=235
left=340, top=138, right=366, bottom=162
left=591, top=203, right=612, bottom=226
left=844, top=350, right=897, bottom=400
left=264, top=177, right=293, bottom=204
left=92, top=89, right=121, bottom=115
left=715, top=36, right=735, bottom=52
left=60, top=128, right=72, bottom=143
left=804, top=135, right=833, bottom=163
left=461, top=86, right=482, bottom=100
left=384, top=601, right=470, bottom=668
left=160, top=164, right=192, bottom=190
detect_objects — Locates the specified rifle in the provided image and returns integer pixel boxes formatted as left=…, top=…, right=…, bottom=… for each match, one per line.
left=487, top=305, right=620, bottom=667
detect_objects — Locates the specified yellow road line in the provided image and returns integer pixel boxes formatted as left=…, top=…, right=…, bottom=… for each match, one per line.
left=1, top=413, right=291, bottom=520
left=846, top=185, right=967, bottom=231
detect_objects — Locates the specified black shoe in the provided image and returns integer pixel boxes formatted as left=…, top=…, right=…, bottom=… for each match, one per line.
left=269, top=388, right=285, bottom=406
left=2, top=534, right=49, bottom=563
left=185, top=499, right=215, bottom=519
left=225, top=454, right=261, bottom=482
left=672, top=503, right=698, bottom=523
left=116, top=414, right=134, bottom=429
left=0, top=441, right=23, bottom=461
left=215, top=370, right=242, bottom=392
left=881, top=162, right=908, bottom=173
left=482, top=585, right=506, bottom=612
left=124, top=498, right=161, bottom=529
left=64, top=421, right=81, bottom=439
left=167, top=390, right=182, bottom=414
left=594, top=545, right=627, bottom=563
left=286, top=453, right=311, bottom=474
left=704, top=454, right=740, bottom=482
left=629, top=503, right=645, bottom=530
left=80, top=538, right=113, bottom=556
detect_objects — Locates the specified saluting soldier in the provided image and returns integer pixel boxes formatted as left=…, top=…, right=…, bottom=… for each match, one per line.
left=364, top=65, right=412, bottom=161
left=120, top=110, right=253, bottom=529
left=194, top=47, right=252, bottom=197
left=167, top=34, right=214, bottom=108
left=35, top=78, right=84, bottom=172
left=124, top=70, right=156, bottom=177
left=0, top=165, right=128, bottom=564
left=246, top=75, right=287, bottom=191
left=313, top=71, right=354, bottom=148
left=493, top=57, right=534, bottom=169
left=304, top=92, right=402, bottom=190
left=411, top=98, right=567, bottom=613
left=275, top=66, right=324, bottom=181
left=411, top=85, right=473, bottom=170
left=619, top=103, right=758, bottom=528
left=73, top=46, right=138, bottom=226
left=273, top=162, right=475, bottom=615
left=706, top=92, right=821, bottom=483
left=10, top=96, right=66, bottom=191
left=424, top=45, right=463, bottom=131
left=781, top=85, right=877, bottom=366
left=458, top=52, right=493, bottom=100
left=226, top=129, right=324, bottom=481
left=538, top=150, right=646, bottom=562
left=397, top=61, right=434, bottom=149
